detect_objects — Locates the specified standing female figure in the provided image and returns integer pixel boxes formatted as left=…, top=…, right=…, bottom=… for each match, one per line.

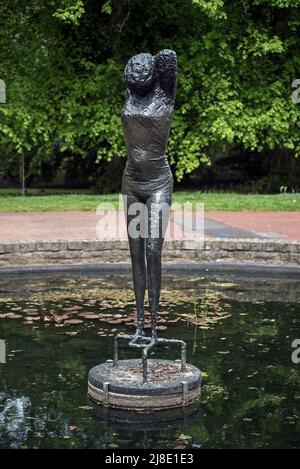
left=122, top=49, right=177, bottom=341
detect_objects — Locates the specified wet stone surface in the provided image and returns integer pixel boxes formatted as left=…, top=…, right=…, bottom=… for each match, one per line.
left=90, top=359, right=198, bottom=387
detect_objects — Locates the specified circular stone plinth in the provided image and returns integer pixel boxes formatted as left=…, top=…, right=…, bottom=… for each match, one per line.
left=88, top=359, right=201, bottom=411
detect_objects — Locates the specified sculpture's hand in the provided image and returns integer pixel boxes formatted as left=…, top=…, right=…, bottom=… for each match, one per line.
left=155, top=49, right=177, bottom=101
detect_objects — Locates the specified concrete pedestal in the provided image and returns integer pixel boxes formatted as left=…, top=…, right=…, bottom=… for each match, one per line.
left=88, top=359, right=201, bottom=411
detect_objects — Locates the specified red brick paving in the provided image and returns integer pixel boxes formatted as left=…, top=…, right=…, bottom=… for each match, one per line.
left=207, top=211, right=300, bottom=241
left=0, top=211, right=299, bottom=242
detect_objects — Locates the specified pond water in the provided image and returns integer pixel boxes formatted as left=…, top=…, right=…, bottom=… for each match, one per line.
left=0, top=272, right=299, bottom=449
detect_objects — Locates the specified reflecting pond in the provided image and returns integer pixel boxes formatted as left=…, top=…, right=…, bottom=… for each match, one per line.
left=0, top=272, right=299, bottom=449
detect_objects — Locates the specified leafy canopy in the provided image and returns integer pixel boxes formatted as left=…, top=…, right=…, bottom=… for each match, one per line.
left=0, top=0, right=299, bottom=183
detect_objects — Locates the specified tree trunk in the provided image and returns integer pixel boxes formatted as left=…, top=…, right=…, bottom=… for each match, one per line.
left=266, top=150, right=280, bottom=193
left=287, top=151, right=298, bottom=192
left=20, top=153, right=25, bottom=197
left=108, top=0, right=121, bottom=52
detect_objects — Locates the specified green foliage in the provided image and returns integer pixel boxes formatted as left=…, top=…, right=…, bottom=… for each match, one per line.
left=0, top=0, right=300, bottom=187
left=192, top=0, right=226, bottom=19
left=53, top=0, right=85, bottom=25
left=101, top=0, right=112, bottom=15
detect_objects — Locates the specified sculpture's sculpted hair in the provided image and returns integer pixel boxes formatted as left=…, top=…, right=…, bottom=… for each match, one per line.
left=124, top=53, right=157, bottom=97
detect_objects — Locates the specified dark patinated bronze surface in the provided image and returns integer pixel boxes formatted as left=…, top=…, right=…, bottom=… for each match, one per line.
left=121, top=50, right=177, bottom=340
left=88, top=51, right=201, bottom=410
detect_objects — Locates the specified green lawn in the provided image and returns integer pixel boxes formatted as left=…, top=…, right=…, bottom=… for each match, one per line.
left=0, top=189, right=299, bottom=211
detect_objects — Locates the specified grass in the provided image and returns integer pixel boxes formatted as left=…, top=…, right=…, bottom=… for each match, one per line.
left=0, top=189, right=299, bottom=212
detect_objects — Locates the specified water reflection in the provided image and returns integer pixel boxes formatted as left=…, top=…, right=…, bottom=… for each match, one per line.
left=90, top=400, right=200, bottom=430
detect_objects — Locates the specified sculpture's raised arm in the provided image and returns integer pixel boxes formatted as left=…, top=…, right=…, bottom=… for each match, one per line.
left=155, top=49, right=177, bottom=101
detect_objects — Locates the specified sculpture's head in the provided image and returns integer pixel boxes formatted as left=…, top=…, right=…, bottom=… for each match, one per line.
left=125, top=53, right=157, bottom=97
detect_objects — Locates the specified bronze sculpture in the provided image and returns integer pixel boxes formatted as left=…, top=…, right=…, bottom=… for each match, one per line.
left=88, top=52, right=201, bottom=403
left=121, top=50, right=177, bottom=342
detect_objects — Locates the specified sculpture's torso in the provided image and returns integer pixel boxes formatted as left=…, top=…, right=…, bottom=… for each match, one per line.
left=122, top=89, right=173, bottom=195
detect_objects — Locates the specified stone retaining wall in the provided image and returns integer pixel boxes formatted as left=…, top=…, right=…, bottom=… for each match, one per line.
left=0, top=238, right=299, bottom=266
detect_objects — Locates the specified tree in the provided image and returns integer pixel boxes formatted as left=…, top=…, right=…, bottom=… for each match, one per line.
left=0, top=0, right=299, bottom=190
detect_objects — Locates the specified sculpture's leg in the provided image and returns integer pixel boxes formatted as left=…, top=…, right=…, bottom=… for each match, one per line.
left=146, top=190, right=171, bottom=341
left=128, top=236, right=146, bottom=336
left=146, top=236, right=163, bottom=341
left=124, top=194, right=147, bottom=337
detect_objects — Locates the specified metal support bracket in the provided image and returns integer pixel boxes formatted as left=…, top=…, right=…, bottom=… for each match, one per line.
left=113, top=333, right=187, bottom=384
